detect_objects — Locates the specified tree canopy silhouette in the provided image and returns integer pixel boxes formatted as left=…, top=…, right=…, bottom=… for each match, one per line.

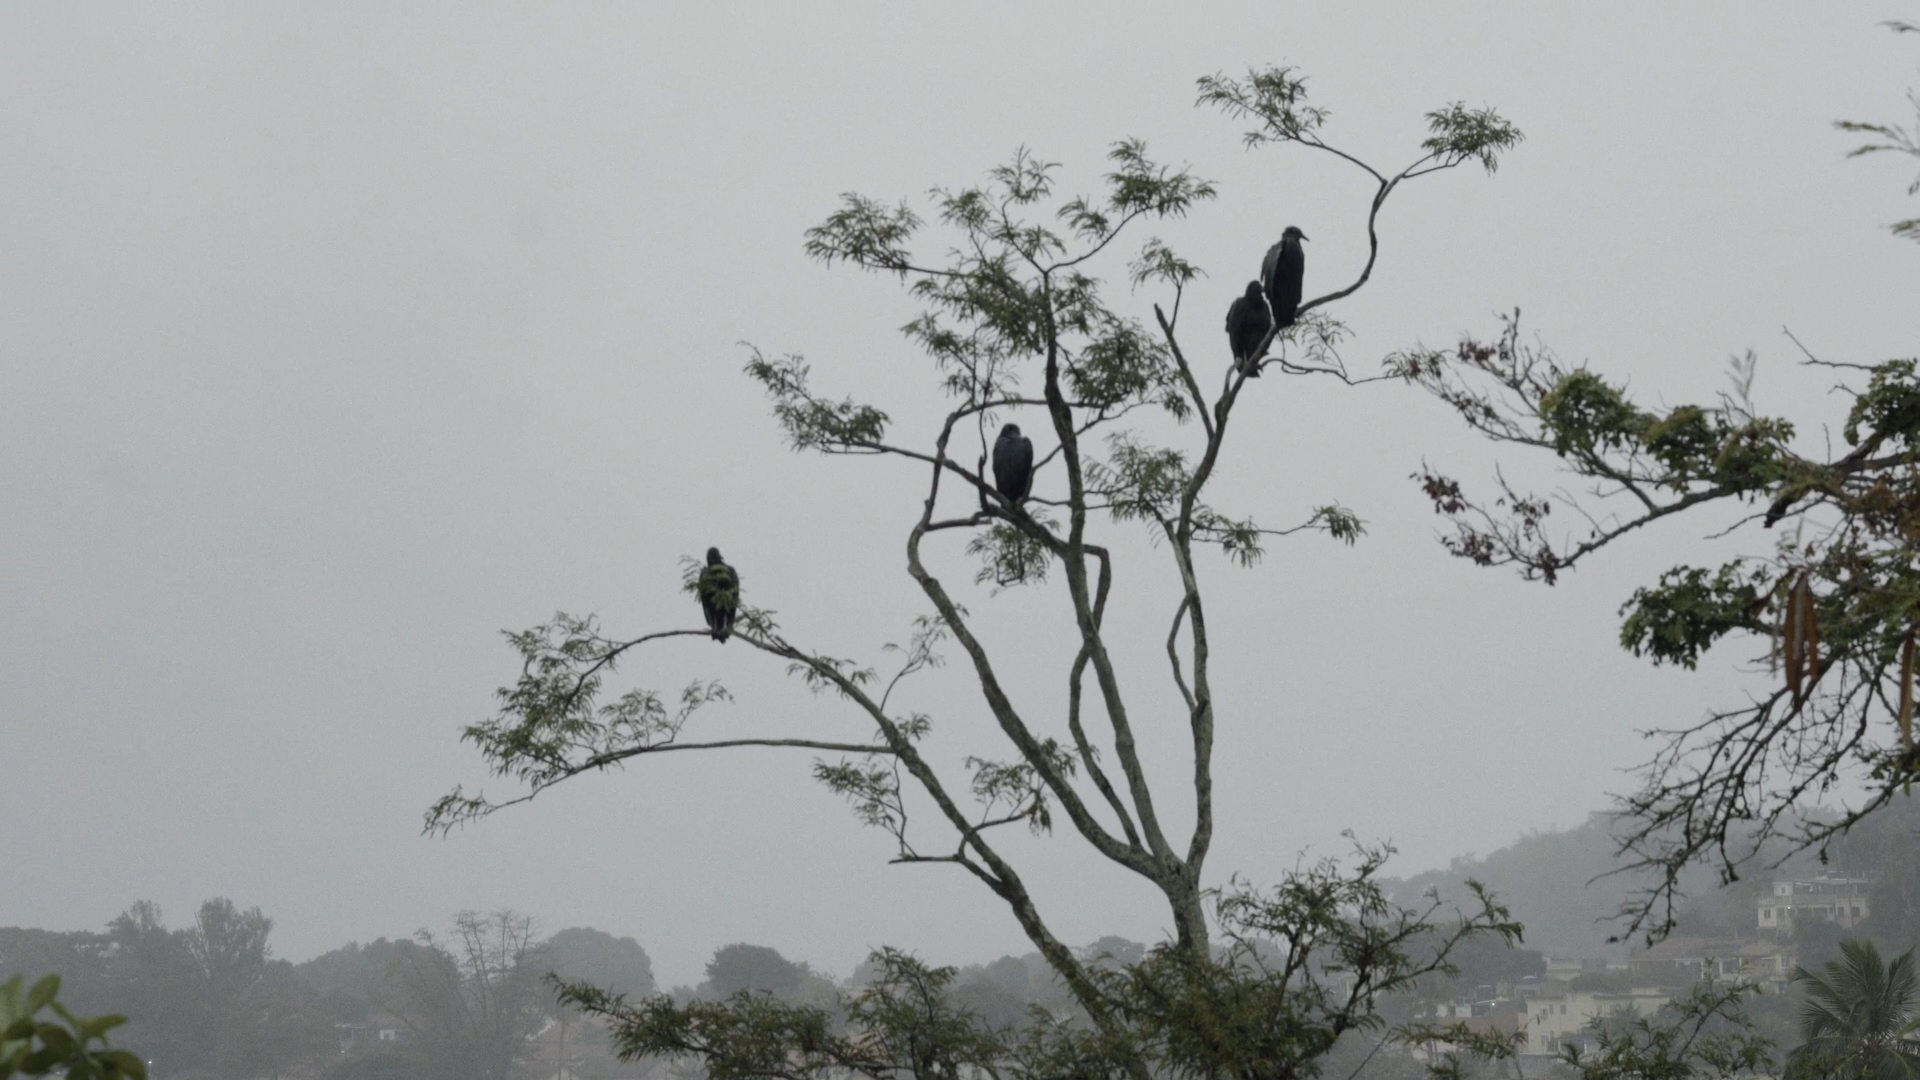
left=429, top=63, right=1522, bottom=1071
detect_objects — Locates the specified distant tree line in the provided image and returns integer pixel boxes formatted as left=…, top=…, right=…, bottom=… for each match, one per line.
left=31, top=840, right=1920, bottom=1080
left=1, top=903, right=650, bottom=1080
left=4, top=887, right=1555, bottom=1080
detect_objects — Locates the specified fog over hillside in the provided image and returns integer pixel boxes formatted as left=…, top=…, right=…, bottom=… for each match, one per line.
left=5, top=6, right=1914, bottom=985
left=6, top=9, right=1918, bottom=1080
left=1381, top=815, right=1701, bottom=958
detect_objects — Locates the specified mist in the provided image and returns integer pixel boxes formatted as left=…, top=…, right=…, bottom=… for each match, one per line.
left=5, top=5, right=1916, bottom=1061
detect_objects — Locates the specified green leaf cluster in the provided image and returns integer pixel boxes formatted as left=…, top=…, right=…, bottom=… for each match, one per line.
left=1091, top=434, right=1190, bottom=526
left=553, top=847, right=1525, bottom=1080
left=965, top=741, right=1075, bottom=835
left=1198, top=66, right=1524, bottom=182
left=1535, top=370, right=1795, bottom=492
left=1303, top=504, right=1366, bottom=546
left=1420, top=104, right=1526, bottom=174
left=1845, top=360, right=1920, bottom=453
left=746, top=350, right=891, bottom=453
left=814, top=758, right=903, bottom=834
left=965, top=520, right=1052, bottom=589
left=1, top=975, right=145, bottom=1080
left=1620, top=564, right=1773, bottom=670
left=1195, top=66, right=1331, bottom=147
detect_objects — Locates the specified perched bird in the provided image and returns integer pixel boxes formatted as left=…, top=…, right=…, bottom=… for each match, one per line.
left=1225, top=281, right=1273, bottom=376
left=992, top=423, right=1034, bottom=504
left=696, top=547, right=739, bottom=643
left=1260, top=226, right=1308, bottom=329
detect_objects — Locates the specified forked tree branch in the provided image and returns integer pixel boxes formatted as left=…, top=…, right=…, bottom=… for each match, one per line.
left=441, top=73, right=1521, bottom=1039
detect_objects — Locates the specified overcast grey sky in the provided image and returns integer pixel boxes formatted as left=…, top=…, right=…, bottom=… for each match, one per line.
left=3, top=5, right=1915, bottom=988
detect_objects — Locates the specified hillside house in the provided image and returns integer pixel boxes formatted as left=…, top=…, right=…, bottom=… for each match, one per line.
left=1518, top=982, right=1673, bottom=1056
left=1758, top=872, right=1871, bottom=936
left=1625, top=936, right=1794, bottom=993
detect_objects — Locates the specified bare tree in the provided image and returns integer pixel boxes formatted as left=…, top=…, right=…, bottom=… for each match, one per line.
left=427, top=66, right=1521, bottom=1034
left=389, top=910, right=552, bottom=1080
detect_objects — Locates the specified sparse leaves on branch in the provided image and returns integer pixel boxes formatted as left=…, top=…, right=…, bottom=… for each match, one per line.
left=1195, top=66, right=1330, bottom=147
left=966, top=517, right=1053, bottom=590
left=803, top=195, right=921, bottom=273
left=423, top=612, right=822, bottom=834
left=1309, top=505, right=1367, bottom=545
left=1398, top=313, right=1798, bottom=584
left=815, top=759, right=905, bottom=837
left=746, top=349, right=891, bottom=453
left=1196, top=67, right=1519, bottom=328
left=1129, top=238, right=1202, bottom=290
left=966, top=742, right=1075, bottom=836
left=1834, top=21, right=1920, bottom=242
left=1403, top=306, right=1920, bottom=938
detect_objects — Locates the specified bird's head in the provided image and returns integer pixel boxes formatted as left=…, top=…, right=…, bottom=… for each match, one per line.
left=1283, top=226, right=1308, bottom=243
left=706, top=547, right=724, bottom=564
left=999, top=423, right=1022, bottom=440
left=1244, top=281, right=1264, bottom=299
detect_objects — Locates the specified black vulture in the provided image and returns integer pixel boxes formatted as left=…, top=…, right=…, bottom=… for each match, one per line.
left=1259, top=226, right=1308, bottom=329
left=1225, top=281, right=1273, bottom=376
left=696, top=547, right=739, bottom=643
left=992, top=423, right=1034, bottom=504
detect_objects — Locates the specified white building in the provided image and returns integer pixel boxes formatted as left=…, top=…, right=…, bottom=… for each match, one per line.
left=1517, top=982, right=1674, bottom=1056
left=1758, top=872, right=1871, bottom=935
